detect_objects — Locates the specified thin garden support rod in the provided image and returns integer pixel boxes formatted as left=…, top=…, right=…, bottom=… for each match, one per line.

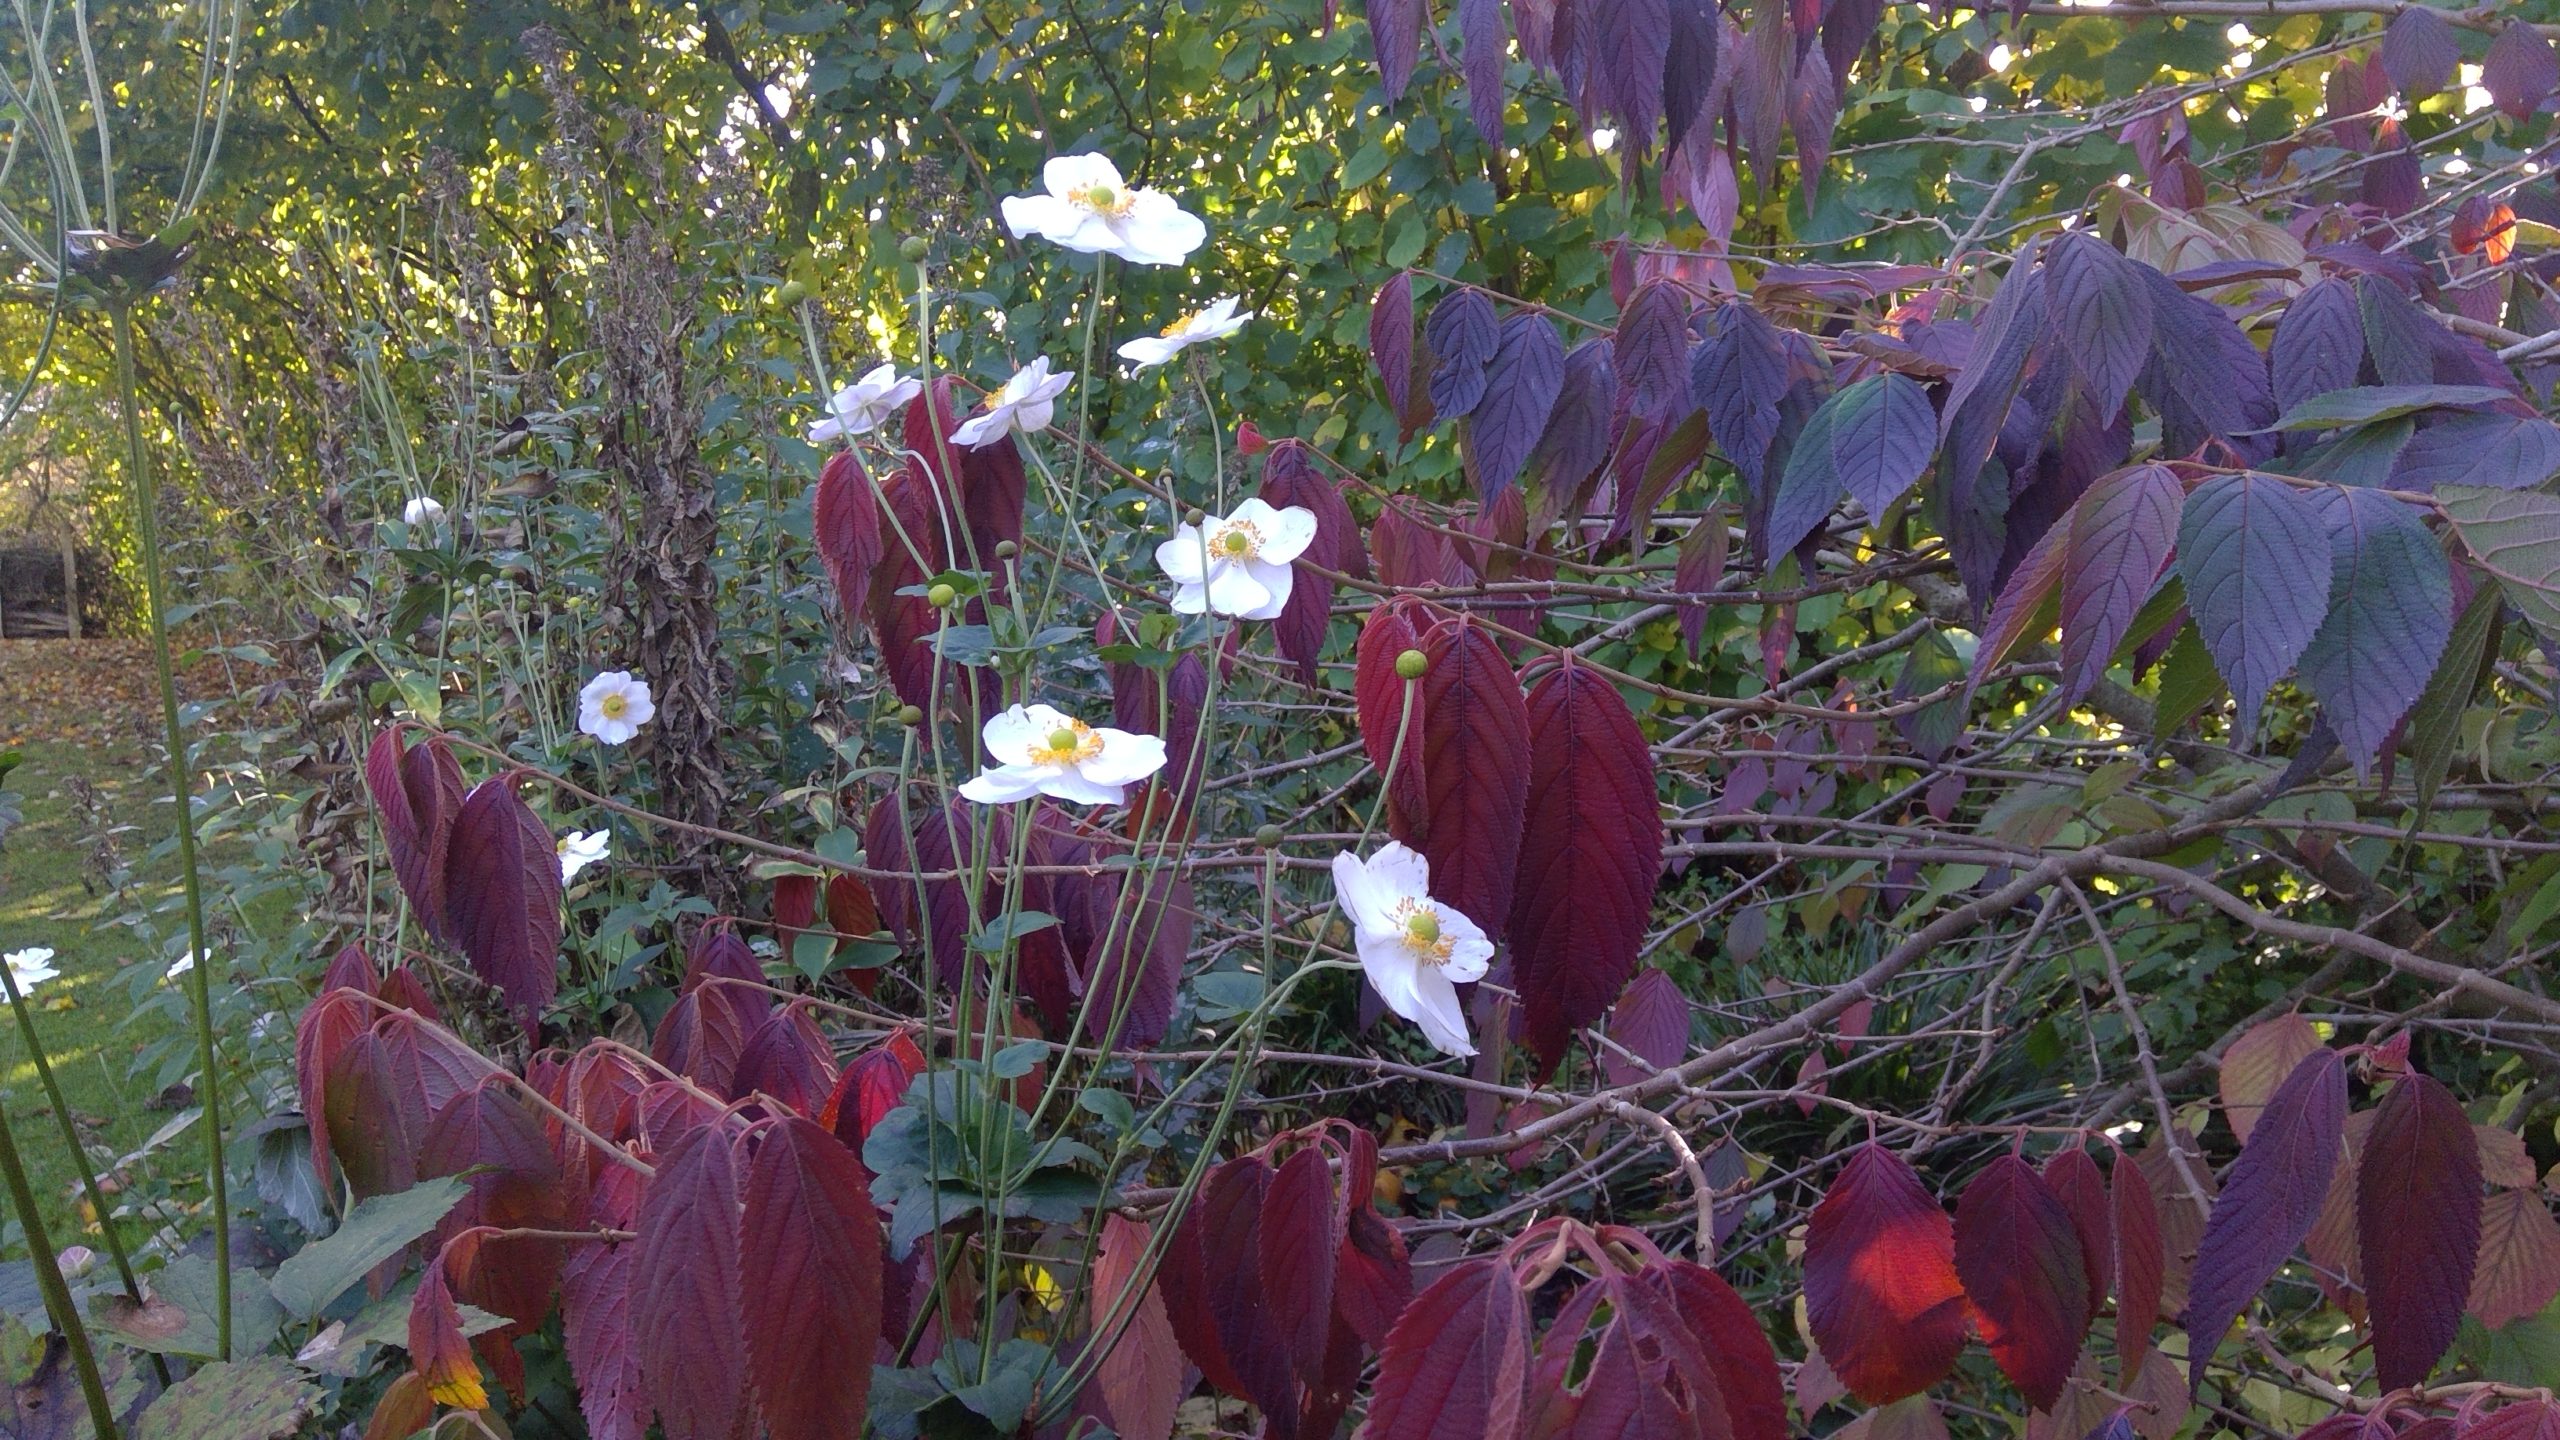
left=110, top=300, right=230, bottom=1359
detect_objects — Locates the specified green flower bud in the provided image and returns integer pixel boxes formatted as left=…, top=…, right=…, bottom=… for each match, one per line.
left=1253, top=823, right=1285, bottom=849
left=1394, top=649, right=1429, bottom=681
left=995, top=540, right=1019, bottom=560
left=772, top=280, right=809, bottom=307
left=926, top=582, right=958, bottom=608
left=896, top=704, right=924, bottom=726
left=899, top=236, right=932, bottom=263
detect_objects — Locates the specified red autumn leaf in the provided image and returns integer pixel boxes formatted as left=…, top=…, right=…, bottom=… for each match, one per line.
left=419, top=1079, right=570, bottom=1331
left=2041, top=1145, right=2112, bottom=1312
left=2220, top=1013, right=2325, bottom=1146
left=740, top=1116, right=883, bottom=1440
left=363, top=1374, right=436, bottom=1440
left=1508, top=657, right=1663, bottom=1075
left=1337, top=1203, right=1413, bottom=1351
left=1602, top=969, right=1690, bottom=1086
left=1373, top=499, right=1461, bottom=588
left=1565, top=1274, right=1730, bottom=1440
left=1156, top=1176, right=1255, bottom=1402
left=2454, top=196, right=2520, bottom=265
left=2469, top=1190, right=2560, bottom=1329
left=2112, top=1149, right=2165, bottom=1389
left=820, top=1031, right=926, bottom=1149
left=1371, top=271, right=1433, bottom=439
left=1359, top=1256, right=1530, bottom=1440
left=732, top=1004, right=839, bottom=1118
left=1356, top=596, right=1439, bottom=831
left=1647, top=1260, right=1789, bottom=1440
left=1803, top=1144, right=1968, bottom=1405
left=560, top=1164, right=648, bottom=1440
left=772, top=874, right=818, bottom=941
left=296, top=988, right=371, bottom=1189
left=408, top=1238, right=490, bottom=1411
left=2472, top=1402, right=2560, bottom=1440
left=650, top=986, right=756, bottom=1099
left=1954, top=1154, right=2092, bottom=1410
left=1261, top=1144, right=1348, bottom=1389
left=378, top=964, right=440, bottom=1020
left=1086, top=1215, right=1185, bottom=1440
left=812, top=447, right=882, bottom=630
left=321, top=943, right=380, bottom=996
left=634, top=1123, right=755, bottom=1440
left=1261, top=440, right=1368, bottom=688
left=2186, top=1047, right=2346, bottom=1394
left=322, top=1028, right=418, bottom=1200
left=441, top=775, right=563, bottom=1036
left=866, top=462, right=950, bottom=712
left=1412, top=616, right=1530, bottom=940
left=365, top=727, right=465, bottom=943
left=1202, top=1157, right=1299, bottom=1426
left=637, top=1081, right=726, bottom=1157
left=682, top=920, right=771, bottom=1016
left=2357, top=1070, right=2483, bottom=1390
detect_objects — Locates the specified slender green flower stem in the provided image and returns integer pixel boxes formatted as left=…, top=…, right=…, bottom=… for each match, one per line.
left=0, top=1098, right=118, bottom=1440
left=111, top=301, right=230, bottom=1360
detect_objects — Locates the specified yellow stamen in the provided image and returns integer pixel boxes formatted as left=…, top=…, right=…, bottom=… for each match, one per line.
left=1028, top=717, right=1104, bottom=767
left=1390, top=899, right=1456, bottom=966
left=600, top=693, right=628, bottom=719
left=1208, top=519, right=1263, bottom=562
left=1161, top=309, right=1201, bottom=338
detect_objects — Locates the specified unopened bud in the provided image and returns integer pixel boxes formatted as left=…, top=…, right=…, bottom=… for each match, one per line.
left=897, top=704, right=924, bottom=726
left=995, top=540, right=1018, bottom=560
left=1254, top=823, right=1285, bottom=849
left=926, top=582, right=958, bottom=608
left=772, top=280, right=809, bottom=307
left=1394, top=649, right=1429, bottom=680
left=1184, top=508, right=1207, bottom=528
left=899, top=236, right=931, bottom=263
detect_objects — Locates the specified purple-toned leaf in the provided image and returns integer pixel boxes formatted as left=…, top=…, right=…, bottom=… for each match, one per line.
left=2186, top=1048, right=2346, bottom=1395
left=1804, top=1145, right=1969, bottom=1405
left=442, top=777, right=562, bottom=1036
left=867, top=464, right=947, bottom=711
left=2138, top=268, right=2275, bottom=459
left=1360, top=1258, right=1530, bottom=1440
left=1201, top=1158, right=1298, bottom=1425
left=2045, top=232, right=2154, bottom=425
left=1532, top=340, right=1620, bottom=498
left=1967, top=513, right=2069, bottom=698
left=1469, top=314, right=1566, bottom=501
left=741, top=1116, right=882, bottom=1440
left=1822, top=0, right=1886, bottom=99
left=2362, top=123, right=2423, bottom=215
left=1692, top=302, right=1793, bottom=489
left=1674, top=517, right=1727, bottom=656
left=2176, top=473, right=2333, bottom=735
left=2359, top=275, right=2438, bottom=388
left=1428, top=288, right=1502, bottom=420
left=732, top=1005, right=838, bottom=1117
left=1356, top=597, right=1439, bottom=835
left=1665, top=0, right=1720, bottom=156
left=1367, top=0, right=1426, bottom=104
left=2058, top=463, right=2183, bottom=705
left=2299, top=488, right=2452, bottom=775
left=1416, top=617, right=1531, bottom=941
left=1372, top=271, right=1427, bottom=438
left=2272, top=279, right=2366, bottom=418
left=2041, top=1147, right=2112, bottom=1313
left=1940, top=248, right=2050, bottom=577
left=2484, top=19, right=2559, bottom=119
left=1603, top=970, right=1690, bottom=1085
left=2358, top=1071, right=2483, bottom=1391
left=2383, top=6, right=2460, bottom=99
left=365, top=728, right=465, bottom=944
left=635, top=1124, right=754, bottom=1440
left=1955, top=1155, right=2091, bottom=1410
left=1581, top=0, right=1672, bottom=150
left=1460, top=0, right=1508, bottom=144
left=813, top=449, right=882, bottom=632
left=2394, top=412, right=2560, bottom=492
left=2113, top=1150, right=2165, bottom=1388
left=1617, top=281, right=1696, bottom=423
left=1791, top=48, right=1839, bottom=207
left=1260, top=1145, right=1347, bottom=1389
left=1507, top=659, right=1663, bottom=1077
left=561, top=1166, right=647, bottom=1440
left=1765, top=389, right=1845, bottom=561
left=1262, top=440, right=1365, bottom=686
left=1828, top=373, right=1937, bottom=519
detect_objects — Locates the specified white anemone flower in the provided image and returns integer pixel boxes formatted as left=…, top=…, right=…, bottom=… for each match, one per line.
left=1330, top=844, right=1492, bottom=1058
left=808, top=363, right=921, bottom=444
left=1000, top=153, right=1206, bottom=267
left=3, top=947, right=59, bottom=994
left=953, top=358, right=1075, bottom=448
left=1117, top=296, right=1253, bottom=370
left=958, top=703, right=1168, bottom=807
left=558, top=830, right=611, bottom=885
left=1156, top=497, right=1317, bottom=621
left=402, top=496, right=448, bottom=529
left=578, top=671, right=656, bottom=746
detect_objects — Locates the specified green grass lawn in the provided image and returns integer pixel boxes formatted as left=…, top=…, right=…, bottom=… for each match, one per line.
left=0, top=738, right=190, bottom=1254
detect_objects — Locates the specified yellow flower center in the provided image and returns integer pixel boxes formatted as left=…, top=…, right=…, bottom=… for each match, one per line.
left=1028, top=718, right=1104, bottom=767
left=1161, top=308, right=1202, bottom=338
left=1078, top=184, right=1132, bottom=216
left=1391, top=899, right=1455, bottom=966
left=1208, top=519, right=1263, bottom=562
left=599, top=693, right=629, bottom=720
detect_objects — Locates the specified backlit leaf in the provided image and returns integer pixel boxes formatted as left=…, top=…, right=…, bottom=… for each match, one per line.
left=2113, top=1150, right=2165, bottom=1388
left=2469, top=1191, right=2560, bottom=1330
left=2220, top=1014, right=2326, bottom=1145
left=1955, top=1155, right=2091, bottom=1410
left=1804, top=1144, right=1968, bottom=1404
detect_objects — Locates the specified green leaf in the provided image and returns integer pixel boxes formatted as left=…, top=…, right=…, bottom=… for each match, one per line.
left=133, top=1357, right=320, bottom=1440
left=1191, top=969, right=1266, bottom=1017
left=2153, top=621, right=2225, bottom=737
left=2266, top=384, right=2519, bottom=431
left=988, top=1040, right=1049, bottom=1079
left=269, top=1175, right=469, bottom=1320
left=968, top=911, right=1056, bottom=952
left=2408, top=582, right=2503, bottom=819
left=2440, top=484, right=2560, bottom=635
left=93, top=1254, right=283, bottom=1358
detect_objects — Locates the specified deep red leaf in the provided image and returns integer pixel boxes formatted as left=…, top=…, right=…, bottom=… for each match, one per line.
left=1262, top=440, right=1366, bottom=687
left=1414, top=617, right=1531, bottom=941
left=296, top=988, right=371, bottom=1190
left=820, top=1031, right=924, bottom=1150
left=635, top=1123, right=753, bottom=1440
left=1954, top=1154, right=2092, bottom=1410
left=2041, top=1146, right=2112, bottom=1313
left=1603, top=968, right=1690, bottom=1086
left=2472, top=1402, right=2560, bottom=1440
left=1791, top=47, right=1839, bottom=206
left=812, top=448, right=882, bottom=631
left=1649, top=1260, right=1788, bottom=1440
left=1566, top=1275, right=1727, bottom=1440
left=441, top=776, right=562, bottom=1036
left=364, top=728, right=464, bottom=943
left=1359, top=1256, right=1530, bottom=1440
left=1087, top=1215, right=1184, bottom=1440
left=561, top=1164, right=648, bottom=1440
left=867, top=462, right=948, bottom=712
left=2358, top=1071, right=2483, bottom=1390
left=2112, top=1148, right=2165, bottom=1388
left=1156, top=1184, right=1254, bottom=1401
left=1508, top=658, right=1662, bottom=1076
left=740, top=1117, right=882, bottom=1440
left=682, top=920, right=770, bottom=1018
left=407, top=1240, right=489, bottom=1411
left=650, top=986, right=755, bottom=1099
left=1356, top=597, right=1438, bottom=835
left=420, top=1079, right=570, bottom=1330
left=731, top=1004, right=839, bottom=1118
left=2186, top=1047, right=2346, bottom=1394
left=1261, top=1144, right=1348, bottom=1388
left=1337, top=1203, right=1414, bottom=1351
left=1803, top=1144, right=1968, bottom=1404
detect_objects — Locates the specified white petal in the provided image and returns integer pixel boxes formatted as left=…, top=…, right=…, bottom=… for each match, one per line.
left=1014, top=396, right=1056, bottom=434
left=1116, top=194, right=1207, bottom=266
left=1234, top=560, right=1293, bottom=620
left=1406, top=968, right=1479, bottom=1057
left=980, top=704, right=1043, bottom=761
left=1167, top=581, right=1209, bottom=614
left=960, top=765, right=1050, bottom=805
left=1225, top=497, right=1287, bottom=531
left=1118, top=335, right=1185, bottom=369
left=1438, top=909, right=1495, bottom=984
left=1258, top=504, right=1320, bottom=565
left=1038, top=768, right=1126, bottom=806
left=1043, top=153, right=1124, bottom=199
left=581, top=671, right=633, bottom=705
left=1003, top=193, right=1079, bottom=242
left=1016, top=702, right=1076, bottom=734
left=1155, top=526, right=1208, bottom=584
left=1078, top=730, right=1167, bottom=786
left=855, top=362, right=903, bottom=394
left=623, top=687, right=656, bottom=726
left=1332, top=851, right=1391, bottom=933
left=1029, top=370, right=1077, bottom=403
left=1204, top=561, right=1273, bottom=618
left=1366, top=843, right=1434, bottom=906
left=1356, top=931, right=1427, bottom=1020
left=881, top=377, right=922, bottom=410
left=1052, top=215, right=1130, bottom=253
left=806, top=414, right=847, bottom=445
left=952, top=410, right=1009, bottom=448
